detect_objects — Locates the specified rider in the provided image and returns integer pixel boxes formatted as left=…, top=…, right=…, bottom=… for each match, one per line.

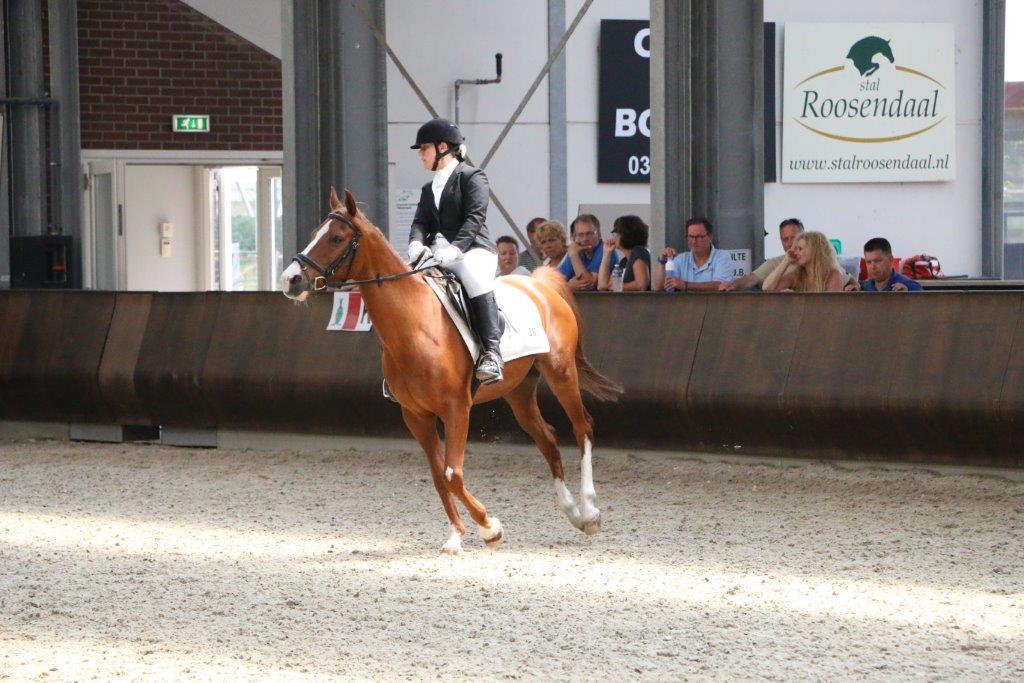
left=407, top=118, right=504, bottom=385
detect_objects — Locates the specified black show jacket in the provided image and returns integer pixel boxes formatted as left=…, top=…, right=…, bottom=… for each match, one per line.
left=408, top=162, right=496, bottom=254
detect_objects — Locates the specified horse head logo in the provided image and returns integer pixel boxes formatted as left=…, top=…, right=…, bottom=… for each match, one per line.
left=846, top=36, right=894, bottom=77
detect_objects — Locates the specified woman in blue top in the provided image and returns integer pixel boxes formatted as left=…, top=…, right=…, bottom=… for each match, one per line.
left=597, top=215, right=651, bottom=291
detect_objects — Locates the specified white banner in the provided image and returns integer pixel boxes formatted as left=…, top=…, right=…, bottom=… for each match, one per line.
left=326, top=292, right=372, bottom=332
left=724, top=249, right=752, bottom=278
left=390, top=189, right=419, bottom=258
left=782, top=23, right=955, bottom=183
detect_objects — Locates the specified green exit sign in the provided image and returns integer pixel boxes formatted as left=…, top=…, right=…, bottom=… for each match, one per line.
left=172, top=115, right=210, bottom=133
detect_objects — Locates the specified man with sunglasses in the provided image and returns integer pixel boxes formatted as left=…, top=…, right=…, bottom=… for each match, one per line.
left=652, top=217, right=734, bottom=292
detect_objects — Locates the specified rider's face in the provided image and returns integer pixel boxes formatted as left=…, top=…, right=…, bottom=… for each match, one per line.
left=418, top=142, right=449, bottom=171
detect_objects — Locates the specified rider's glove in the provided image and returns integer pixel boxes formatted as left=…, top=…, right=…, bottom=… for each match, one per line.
left=434, top=244, right=464, bottom=267
left=407, top=241, right=427, bottom=262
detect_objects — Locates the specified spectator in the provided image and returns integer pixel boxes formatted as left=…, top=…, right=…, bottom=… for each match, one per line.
left=496, top=236, right=531, bottom=276
left=652, top=217, right=734, bottom=292
left=558, top=214, right=604, bottom=291
left=861, top=237, right=923, bottom=292
left=534, top=220, right=568, bottom=267
left=763, top=231, right=846, bottom=292
left=597, top=215, right=651, bottom=291
left=518, top=217, right=546, bottom=271
left=724, top=218, right=859, bottom=291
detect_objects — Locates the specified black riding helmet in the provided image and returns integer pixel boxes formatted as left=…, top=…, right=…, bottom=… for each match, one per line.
left=412, top=118, right=465, bottom=171
left=410, top=118, right=464, bottom=149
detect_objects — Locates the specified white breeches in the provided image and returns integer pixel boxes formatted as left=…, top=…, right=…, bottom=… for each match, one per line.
left=445, top=248, right=498, bottom=298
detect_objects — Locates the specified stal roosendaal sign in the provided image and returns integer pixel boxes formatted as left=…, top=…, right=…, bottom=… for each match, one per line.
left=782, top=23, right=955, bottom=183
left=598, top=20, right=650, bottom=183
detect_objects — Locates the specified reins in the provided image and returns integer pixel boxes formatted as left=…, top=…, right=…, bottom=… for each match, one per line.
left=292, top=210, right=452, bottom=292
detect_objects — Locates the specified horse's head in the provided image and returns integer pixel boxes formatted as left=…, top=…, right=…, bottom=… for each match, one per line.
left=281, top=187, right=364, bottom=300
left=846, top=36, right=894, bottom=77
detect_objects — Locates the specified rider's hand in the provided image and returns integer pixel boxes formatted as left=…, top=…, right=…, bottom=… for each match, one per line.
left=407, top=241, right=426, bottom=262
left=434, top=244, right=463, bottom=266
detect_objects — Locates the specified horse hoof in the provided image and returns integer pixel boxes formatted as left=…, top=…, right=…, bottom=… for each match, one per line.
left=479, top=517, right=503, bottom=549
left=441, top=526, right=463, bottom=555
left=581, top=514, right=601, bottom=536
left=440, top=542, right=463, bottom=555
left=485, top=529, right=503, bottom=548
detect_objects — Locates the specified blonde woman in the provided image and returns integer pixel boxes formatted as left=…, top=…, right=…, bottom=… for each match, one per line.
left=534, top=220, right=569, bottom=267
left=763, top=231, right=845, bottom=292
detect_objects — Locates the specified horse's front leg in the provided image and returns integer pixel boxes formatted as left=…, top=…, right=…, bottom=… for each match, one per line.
left=401, top=407, right=465, bottom=553
left=442, top=407, right=503, bottom=549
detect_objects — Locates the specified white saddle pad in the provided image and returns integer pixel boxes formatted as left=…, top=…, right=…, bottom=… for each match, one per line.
left=425, top=275, right=550, bottom=363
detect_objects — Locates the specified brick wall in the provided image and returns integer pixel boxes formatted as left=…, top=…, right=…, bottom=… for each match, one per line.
left=76, top=0, right=282, bottom=150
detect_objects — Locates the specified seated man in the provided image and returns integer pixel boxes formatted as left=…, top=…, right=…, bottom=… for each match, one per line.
left=725, top=218, right=859, bottom=291
left=861, top=237, right=923, bottom=291
left=652, top=217, right=734, bottom=292
left=557, top=214, right=604, bottom=291
left=496, top=236, right=531, bottom=276
left=518, top=217, right=546, bottom=271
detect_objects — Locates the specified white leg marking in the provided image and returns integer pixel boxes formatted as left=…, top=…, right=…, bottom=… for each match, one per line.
left=553, top=478, right=583, bottom=529
left=445, top=466, right=454, bottom=482
left=441, top=524, right=463, bottom=555
left=579, top=436, right=601, bottom=535
left=477, top=516, right=503, bottom=548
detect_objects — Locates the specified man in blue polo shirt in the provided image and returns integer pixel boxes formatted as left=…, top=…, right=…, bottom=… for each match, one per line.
left=558, top=214, right=604, bottom=291
left=861, top=237, right=923, bottom=292
left=652, top=217, right=734, bottom=292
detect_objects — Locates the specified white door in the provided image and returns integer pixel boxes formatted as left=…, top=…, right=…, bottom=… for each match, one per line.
left=124, top=165, right=200, bottom=291
left=86, top=160, right=121, bottom=290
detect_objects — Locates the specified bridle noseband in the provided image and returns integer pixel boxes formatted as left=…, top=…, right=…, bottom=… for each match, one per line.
left=292, top=211, right=361, bottom=291
left=291, top=211, right=445, bottom=291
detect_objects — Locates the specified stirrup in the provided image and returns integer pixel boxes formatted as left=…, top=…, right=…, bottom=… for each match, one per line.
left=382, top=378, right=399, bottom=403
left=475, top=352, right=504, bottom=385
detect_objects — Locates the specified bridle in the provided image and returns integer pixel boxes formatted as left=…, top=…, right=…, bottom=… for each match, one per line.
left=291, top=210, right=445, bottom=291
left=291, top=211, right=363, bottom=291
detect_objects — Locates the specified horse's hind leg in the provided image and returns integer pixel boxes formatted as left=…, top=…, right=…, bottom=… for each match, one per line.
left=441, top=407, right=503, bottom=548
left=537, top=357, right=601, bottom=535
left=402, top=407, right=465, bottom=554
left=504, top=370, right=583, bottom=530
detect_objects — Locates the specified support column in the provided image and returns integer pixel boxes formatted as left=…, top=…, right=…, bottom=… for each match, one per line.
left=7, top=0, right=46, bottom=238
left=0, top=6, right=10, bottom=288
left=982, top=0, right=1005, bottom=278
left=650, top=0, right=690, bottom=253
left=282, top=0, right=388, bottom=259
left=548, top=0, right=567, bottom=225
left=650, top=0, right=763, bottom=255
left=48, top=0, right=83, bottom=287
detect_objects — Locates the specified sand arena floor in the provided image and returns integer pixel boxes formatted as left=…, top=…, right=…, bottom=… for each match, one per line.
left=0, top=438, right=1021, bottom=681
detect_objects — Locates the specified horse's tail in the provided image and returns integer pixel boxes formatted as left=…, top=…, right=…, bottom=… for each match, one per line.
left=531, top=267, right=624, bottom=402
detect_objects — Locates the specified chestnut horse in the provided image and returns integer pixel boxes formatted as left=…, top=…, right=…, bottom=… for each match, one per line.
left=281, top=188, right=622, bottom=553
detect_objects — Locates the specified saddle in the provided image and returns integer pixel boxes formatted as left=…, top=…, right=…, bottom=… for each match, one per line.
left=382, top=253, right=549, bottom=402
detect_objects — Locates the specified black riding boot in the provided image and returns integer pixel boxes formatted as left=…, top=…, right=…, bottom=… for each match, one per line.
left=468, top=292, right=505, bottom=384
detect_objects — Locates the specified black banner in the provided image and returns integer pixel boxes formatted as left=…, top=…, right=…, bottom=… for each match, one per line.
left=598, top=20, right=650, bottom=184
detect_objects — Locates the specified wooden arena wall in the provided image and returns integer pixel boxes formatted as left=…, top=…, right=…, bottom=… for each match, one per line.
left=1, top=291, right=1021, bottom=467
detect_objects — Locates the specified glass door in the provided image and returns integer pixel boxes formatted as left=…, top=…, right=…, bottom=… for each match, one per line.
left=87, top=160, right=121, bottom=290
left=209, top=165, right=283, bottom=290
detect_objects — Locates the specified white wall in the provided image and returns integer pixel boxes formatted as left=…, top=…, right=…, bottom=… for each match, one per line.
left=386, top=0, right=650, bottom=242
left=180, top=0, right=282, bottom=57
left=765, top=0, right=983, bottom=275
